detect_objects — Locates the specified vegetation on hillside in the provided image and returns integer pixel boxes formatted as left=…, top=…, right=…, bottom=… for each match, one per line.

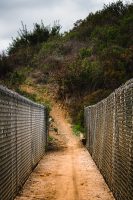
left=0, top=1, right=133, bottom=132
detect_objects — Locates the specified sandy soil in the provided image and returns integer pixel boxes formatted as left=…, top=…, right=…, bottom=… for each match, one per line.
left=15, top=104, right=115, bottom=200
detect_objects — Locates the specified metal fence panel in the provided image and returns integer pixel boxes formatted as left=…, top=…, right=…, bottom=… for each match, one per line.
left=84, top=79, right=133, bottom=200
left=0, top=86, right=48, bottom=200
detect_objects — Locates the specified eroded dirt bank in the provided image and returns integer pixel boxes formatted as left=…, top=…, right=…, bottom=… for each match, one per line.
left=15, top=104, right=114, bottom=200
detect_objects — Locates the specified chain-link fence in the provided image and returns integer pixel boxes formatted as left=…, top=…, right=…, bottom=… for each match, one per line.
left=0, top=85, right=48, bottom=200
left=84, top=79, right=133, bottom=200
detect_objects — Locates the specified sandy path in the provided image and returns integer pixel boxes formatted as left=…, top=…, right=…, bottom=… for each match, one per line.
left=15, top=104, right=114, bottom=200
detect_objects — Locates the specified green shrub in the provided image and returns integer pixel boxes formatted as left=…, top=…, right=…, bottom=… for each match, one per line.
left=72, top=123, right=84, bottom=136
left=79, top=48, right=92, bottom=58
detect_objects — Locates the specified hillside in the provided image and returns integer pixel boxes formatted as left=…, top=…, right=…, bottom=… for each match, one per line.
left=0, top=1, right=133, bottom=132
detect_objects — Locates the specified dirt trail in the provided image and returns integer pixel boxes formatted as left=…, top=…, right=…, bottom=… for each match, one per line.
left=15, top=104, right=114, bottom=200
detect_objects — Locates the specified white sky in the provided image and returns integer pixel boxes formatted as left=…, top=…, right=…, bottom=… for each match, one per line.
left=0, top=0, right=128, bottom=53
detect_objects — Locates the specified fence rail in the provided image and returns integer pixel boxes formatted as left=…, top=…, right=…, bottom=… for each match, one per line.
left=0, top=86, right=48, bottom=200
left=84, top=79, right=133, bottom=200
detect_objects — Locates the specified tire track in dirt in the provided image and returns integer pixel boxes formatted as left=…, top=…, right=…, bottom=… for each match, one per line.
left=71, top=151, right=79, bottom=200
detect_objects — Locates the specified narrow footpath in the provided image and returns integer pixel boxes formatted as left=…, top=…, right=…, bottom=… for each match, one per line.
left=15, top=104, right=114, bottom=200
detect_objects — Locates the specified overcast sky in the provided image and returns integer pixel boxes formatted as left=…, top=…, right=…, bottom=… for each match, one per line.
left=0, top=0, right=128, bottom=52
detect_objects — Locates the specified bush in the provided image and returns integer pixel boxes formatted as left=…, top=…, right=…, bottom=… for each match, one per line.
left=79, top=48, right=92, bottom=58
left=72, top=123, right=85, bottom=136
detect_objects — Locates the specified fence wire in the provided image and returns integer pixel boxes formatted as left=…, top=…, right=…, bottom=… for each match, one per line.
left=84, top=79, right=133, bottom=200
left=0, top=85, right=48, bottom=200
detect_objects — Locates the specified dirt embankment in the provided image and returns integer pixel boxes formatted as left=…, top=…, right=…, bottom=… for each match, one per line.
left=15, top=104, right=114, bottom=200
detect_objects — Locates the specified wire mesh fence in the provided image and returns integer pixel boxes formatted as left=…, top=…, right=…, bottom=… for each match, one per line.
left=0, top=85, right=48, bottom=200
left=84, top=79, right=133, bottom=200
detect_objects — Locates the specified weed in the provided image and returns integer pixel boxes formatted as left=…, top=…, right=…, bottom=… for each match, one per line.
left=72, top=123, right=84, bottom=136
left=48, top=136, right=54, bottom=142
